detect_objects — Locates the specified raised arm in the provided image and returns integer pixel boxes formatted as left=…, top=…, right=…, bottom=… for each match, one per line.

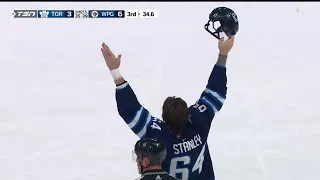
left=100, top=43, right=161, bottom=139
left=115, top=79, right=153, bottom=139
left=189, top=37, right=235, bottom=133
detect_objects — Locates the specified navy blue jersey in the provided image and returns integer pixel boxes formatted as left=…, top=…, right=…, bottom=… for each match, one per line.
left=115, top=64, right=227, bottom=180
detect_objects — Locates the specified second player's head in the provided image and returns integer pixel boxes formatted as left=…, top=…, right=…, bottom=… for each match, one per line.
left=162, top=96, right=189, bottom=135
left=134, top=138, right=167, bottom=174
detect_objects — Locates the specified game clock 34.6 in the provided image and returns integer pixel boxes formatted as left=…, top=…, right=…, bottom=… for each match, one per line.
left=141, top=11, right=154, bottom=17
left=139, top=10, right=157, bottom=18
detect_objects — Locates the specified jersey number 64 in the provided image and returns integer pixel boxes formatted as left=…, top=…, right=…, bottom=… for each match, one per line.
left=169, top=144, right=206, bottom=180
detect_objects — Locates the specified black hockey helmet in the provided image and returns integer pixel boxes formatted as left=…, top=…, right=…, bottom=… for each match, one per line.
left=204, top=7, right=239, bottom=39
left=134, top=138, right=167, bottom=165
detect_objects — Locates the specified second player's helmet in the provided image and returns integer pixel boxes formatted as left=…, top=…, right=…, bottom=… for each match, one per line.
left=204, top=7, right=239, bottom=39
left=134, top=138, right=167, bottom=165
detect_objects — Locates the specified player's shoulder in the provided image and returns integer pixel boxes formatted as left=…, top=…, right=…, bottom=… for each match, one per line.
left=185, top=112, right=210, bottom=138
left=147, top=117, right=167, bottom=132
left=142, top=115, right=173, bottom=140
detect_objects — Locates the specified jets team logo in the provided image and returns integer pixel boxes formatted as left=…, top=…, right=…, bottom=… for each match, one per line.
left=91, top=11, right=98, bottom=18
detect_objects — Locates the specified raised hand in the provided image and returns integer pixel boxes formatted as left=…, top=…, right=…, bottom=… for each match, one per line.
left=218, top=36, right=235, bottom=56
left=101, top=43, right=122, bottom=70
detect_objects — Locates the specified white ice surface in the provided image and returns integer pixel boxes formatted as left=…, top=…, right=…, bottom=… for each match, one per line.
left=1, top=2, right=320, bottom=180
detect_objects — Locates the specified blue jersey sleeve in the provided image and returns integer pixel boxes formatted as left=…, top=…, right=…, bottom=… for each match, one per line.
left=115, top=81, right=163, bottom=139
left=189, top=64, right=227, bottom=135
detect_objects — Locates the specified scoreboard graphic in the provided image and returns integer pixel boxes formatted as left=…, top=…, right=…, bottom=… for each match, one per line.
left=12, top=9, right=158, bottom=19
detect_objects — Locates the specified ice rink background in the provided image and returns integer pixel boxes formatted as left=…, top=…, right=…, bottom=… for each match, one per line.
left=1, top=2, right=320, bottom=180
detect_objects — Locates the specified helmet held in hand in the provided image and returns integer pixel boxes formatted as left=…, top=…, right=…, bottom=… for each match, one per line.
left=204, top=7, right=239, bottom=39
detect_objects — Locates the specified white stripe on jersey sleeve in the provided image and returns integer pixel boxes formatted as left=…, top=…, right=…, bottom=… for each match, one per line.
left=202, top=97, right=218, bottom=113
left=204, top=88, right=225, bottom=104
left=136, top=113, right=152, bottom=138
left=128, top=106, right=143, bottom=128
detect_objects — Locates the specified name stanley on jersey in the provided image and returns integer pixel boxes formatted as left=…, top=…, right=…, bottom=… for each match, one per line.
left=173, top=134, right=202, bottom=154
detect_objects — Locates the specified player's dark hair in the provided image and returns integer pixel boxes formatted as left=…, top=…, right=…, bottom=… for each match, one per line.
left=162, top=96, right=189, bottom=135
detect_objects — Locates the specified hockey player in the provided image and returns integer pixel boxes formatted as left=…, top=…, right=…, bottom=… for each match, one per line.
left=133, top=138, right=178, bottom=180
left=101, top=7, right=239, bottom=180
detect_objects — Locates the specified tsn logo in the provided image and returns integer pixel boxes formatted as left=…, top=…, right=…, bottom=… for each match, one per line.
left=13, top=10, right=36, bottom=17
